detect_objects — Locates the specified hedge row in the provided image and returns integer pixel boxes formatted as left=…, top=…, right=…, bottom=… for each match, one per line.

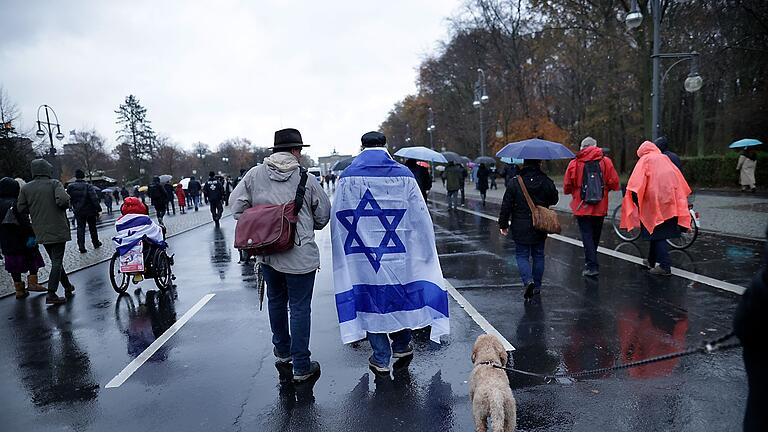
left=680, top=152, right=766, bottom=188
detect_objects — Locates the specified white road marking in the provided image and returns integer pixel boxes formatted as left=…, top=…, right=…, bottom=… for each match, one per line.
left=444, top=278, right=516, bottom=351
left=430, top=201, right=746, bottom=295
left=105, top=293, right=216, bottom=388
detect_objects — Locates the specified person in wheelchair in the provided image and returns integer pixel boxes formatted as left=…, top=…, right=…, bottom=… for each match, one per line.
left=113, top=197, right=169, bottom=283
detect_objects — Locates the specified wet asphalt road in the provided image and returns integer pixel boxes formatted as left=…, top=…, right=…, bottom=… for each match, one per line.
left=0, top=199, right=755, bottom=431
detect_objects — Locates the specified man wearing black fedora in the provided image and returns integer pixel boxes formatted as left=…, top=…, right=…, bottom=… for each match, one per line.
left=231, top=128, right=331, bottom=384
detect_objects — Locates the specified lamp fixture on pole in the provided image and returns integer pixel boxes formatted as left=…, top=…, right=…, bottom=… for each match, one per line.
left=35, top=104, right=65, bottom=178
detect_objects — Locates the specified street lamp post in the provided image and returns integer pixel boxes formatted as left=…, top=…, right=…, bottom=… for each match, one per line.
left=35, top=104, right=65, bottom=178
left=427, top=106, right=436, bottom=179
left=626, top=0, right=704, bottom=140
left=473, top=68, right=489, bottom=156
left=222, top=156, right=230, bottom=176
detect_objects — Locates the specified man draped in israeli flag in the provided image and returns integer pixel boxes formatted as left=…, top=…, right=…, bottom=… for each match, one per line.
left=331, top=131, right=448, bottom=375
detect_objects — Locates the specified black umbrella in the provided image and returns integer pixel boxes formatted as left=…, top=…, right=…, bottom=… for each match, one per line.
left=474, top=156, right=496, bottom=165
left=331, top=156, right=355, bottom=171
left=440, top=151, right=463, bottom=164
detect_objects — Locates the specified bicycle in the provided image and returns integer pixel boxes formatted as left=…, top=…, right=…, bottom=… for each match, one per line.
left=110, top=241, right=175, bottom=294
left=611, top=196, right=699, bottom=250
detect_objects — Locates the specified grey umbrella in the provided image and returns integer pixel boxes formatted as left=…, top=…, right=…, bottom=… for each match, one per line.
left=331, top=156, right=356, bottom=171
left=440, top=151, right=463, bottom=164
left=474, top=156, right=496, bottom=165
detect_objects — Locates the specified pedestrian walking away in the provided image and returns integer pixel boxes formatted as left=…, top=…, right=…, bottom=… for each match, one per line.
left=163, top=180, right=176, bottom=215
left=230, top=128, right=330, bottom=384
left=563, top=136, right=620, bottom=277
left=444, top=161, right=464, bottom=209
left=620, top=141, right=692, bottom=276
left=477, top=163, right=490, bottom=206
left=66, top=169, right=103, bottom=253
left=16, top=159, right=75, bottom=305
left=103, top=188, right=114, bottom=215
left=489, top=167, right=498, bottom=190
left=120, top=186, right=130, bottom=202
left=223, top=176, right=233, bottom=206
left=498, top=159, right=559, bottom=299
left=460, top=164, right=468, bottom=206
left=175, top=183, right=187, bottom=214
left=331, top=131, right=449, bottom=376
left=113, top=188, right=121, bottom=205
left=654, top=136, right=682, bottom=171
left=0, top=177, right=47, bottom=299
left=204, top=171, right=225, bottom=226
left=148, top=176, right=169, bottom=226
left=404, top=158, right=432, bottom=202
left=188, top=176, right=202, bottom=211
left=737, top=148, right=758, bottom=193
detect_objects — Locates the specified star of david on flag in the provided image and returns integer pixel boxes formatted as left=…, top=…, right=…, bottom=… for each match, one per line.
left=336, top=189, right=406, bottom=272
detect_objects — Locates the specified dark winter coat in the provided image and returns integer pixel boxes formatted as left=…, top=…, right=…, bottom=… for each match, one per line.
left=406, top=161, right=431, bottom=199
left=163, top=183, right=175, bottom=204
left=504, top=163, right=519, bottom=188
left=187, top=178, right=202, bottom=196
left=477, top=166, right=490, bottom=193
left=444, top=164, right=464, bottom=192
left=148, top=180, right=169, bottom=209
left=204, top=177, right=224, bottom=202
left=733, top=231, right=768, bottom=432
left=654, top=137, right=682, bottom=171
left=498, top=165, right=559, bottom=245
left=0, top=178, right=36, bottom=255
left=66, top=179, right=101, bottom=217
left=17, top=159, right=71, bottom=244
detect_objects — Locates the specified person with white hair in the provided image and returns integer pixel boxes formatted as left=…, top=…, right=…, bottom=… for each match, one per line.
left=563, top=136, right=620, bottom=277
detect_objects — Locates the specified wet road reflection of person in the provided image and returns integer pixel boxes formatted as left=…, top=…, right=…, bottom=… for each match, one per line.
left=563, top=278, right=616, bottom=378
left=12, top=298, right=99, bottom=429
left=511, top=298, right=560, bottom=388
left=115, top=289, right=178, bottom=362
left=618, top=283, right=689, bottom=378
left=210, top=226, right=232, bottom=281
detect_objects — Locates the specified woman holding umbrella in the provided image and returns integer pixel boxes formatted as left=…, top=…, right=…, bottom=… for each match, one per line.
left=476, top=163, right=490, bottom=206
left=738, top=148, right=758, bottom=193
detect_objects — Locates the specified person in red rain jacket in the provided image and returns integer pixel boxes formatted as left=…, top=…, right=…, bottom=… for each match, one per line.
left=174, top=184, right=186, bottom=214
left=563, top=137, right=620, bottom=277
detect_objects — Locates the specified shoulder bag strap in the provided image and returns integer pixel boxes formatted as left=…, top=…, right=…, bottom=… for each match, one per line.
left=293, top=168, right=309, bottom=216
left=516, top=175, right=537, bottom=214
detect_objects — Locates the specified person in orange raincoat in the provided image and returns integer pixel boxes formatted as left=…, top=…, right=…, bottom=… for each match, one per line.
left=174, top=184, right=186, bottom=214
left=620, top=141, right=691, bottom=275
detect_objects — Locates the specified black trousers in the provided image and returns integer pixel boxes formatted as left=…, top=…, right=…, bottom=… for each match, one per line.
left=43, top=243, right=72, bottom=293
left=75, top=214, right=99, bottom=250
left=210, top=200, right=223, bottom=221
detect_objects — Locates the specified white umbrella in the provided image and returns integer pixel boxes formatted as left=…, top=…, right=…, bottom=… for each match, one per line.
left=394, top=146, right=448, bottom=163
left=159, top=174, right=173, bottom=184
left=179, top=177, right=191, bottom=189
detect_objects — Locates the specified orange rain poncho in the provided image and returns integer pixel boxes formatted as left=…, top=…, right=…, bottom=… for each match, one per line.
left=620, top=141, right=692, bottom=234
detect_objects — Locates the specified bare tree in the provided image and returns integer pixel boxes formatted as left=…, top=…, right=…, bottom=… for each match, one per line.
left=63, top=129, right=111, bottom=181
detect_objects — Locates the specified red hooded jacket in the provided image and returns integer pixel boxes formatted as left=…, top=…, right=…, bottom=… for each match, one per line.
left=563, top=146, right=620, bottom=216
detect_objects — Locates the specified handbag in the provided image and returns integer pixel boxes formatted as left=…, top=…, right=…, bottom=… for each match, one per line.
left=234, top=168, right=309, bottom=255
left=1, top=205, right=19, bottom=226
left=516, top=176, right=561, bottom=234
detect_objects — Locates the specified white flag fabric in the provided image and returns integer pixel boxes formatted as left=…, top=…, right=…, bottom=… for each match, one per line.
left=331, top=149, right=449, bottom=344
left=112, top=214, right=166, bottom=256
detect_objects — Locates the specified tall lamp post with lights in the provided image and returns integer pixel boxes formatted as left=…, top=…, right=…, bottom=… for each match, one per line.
left=427, top=106, right=436, bottom=178
left=35, top=104, right=65, bottom=179
left=626, top=0, right=703, bottom=140
left=473, top=68, right=489, bottom=157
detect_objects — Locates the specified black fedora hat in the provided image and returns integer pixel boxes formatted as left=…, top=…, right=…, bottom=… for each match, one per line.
left=273, top=128, right=309, bottom=149
left=361, top=131, right=386, bottom=147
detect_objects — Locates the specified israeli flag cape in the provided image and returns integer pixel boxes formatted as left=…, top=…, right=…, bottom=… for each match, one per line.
left=112, top=214, right=167, bottom=256
left=331, top=149, right=449, bottom=344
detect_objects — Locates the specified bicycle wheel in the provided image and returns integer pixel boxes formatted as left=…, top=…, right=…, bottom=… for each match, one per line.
left=667, top=211, right=698, bottom=250
left=612, top=204, right=640, bottom=242
left=110, top=252, right=130, bottom=294
left=153, top=250, right=173, bottom=291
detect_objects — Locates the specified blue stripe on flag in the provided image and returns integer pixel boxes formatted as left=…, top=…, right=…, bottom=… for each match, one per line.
left=335, top=280, right=448, bottom=323
left=116, top=216, right=151, bottom=232
left=341, top=150, right=414, bottom=179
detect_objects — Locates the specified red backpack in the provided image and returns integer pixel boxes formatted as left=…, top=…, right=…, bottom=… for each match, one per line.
left=234, top=169, right=308, bottom=256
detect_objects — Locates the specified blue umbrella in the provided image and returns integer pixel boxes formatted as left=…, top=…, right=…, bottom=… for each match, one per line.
left=496, top=138, right=575, bottom=160
left=729, top=138, right=762, bottom=149
left=394, top=146, right=448, bottom=163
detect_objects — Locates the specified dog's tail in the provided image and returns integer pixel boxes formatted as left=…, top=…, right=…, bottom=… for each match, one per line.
left=490, top=392, right=507, bottom=432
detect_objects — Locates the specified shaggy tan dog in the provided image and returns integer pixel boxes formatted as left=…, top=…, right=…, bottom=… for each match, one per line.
left=469, top=334, right=517, bottom=432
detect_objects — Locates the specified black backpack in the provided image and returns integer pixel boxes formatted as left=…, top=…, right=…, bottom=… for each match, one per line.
left=580, top=159, right=604, bottom=206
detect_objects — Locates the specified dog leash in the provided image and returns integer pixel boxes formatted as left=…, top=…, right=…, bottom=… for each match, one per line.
left=492, top=332, right=741, bottom=383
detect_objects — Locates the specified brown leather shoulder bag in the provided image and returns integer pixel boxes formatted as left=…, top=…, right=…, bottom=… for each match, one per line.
left=516, top=175, right=561, bottom=234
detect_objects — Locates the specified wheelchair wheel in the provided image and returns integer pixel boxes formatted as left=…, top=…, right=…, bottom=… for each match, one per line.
left=612, top=204, right=641, bottom=242
left=153, top=250, right=173, bottom=291
left=109, top=252, right=131, bottom=294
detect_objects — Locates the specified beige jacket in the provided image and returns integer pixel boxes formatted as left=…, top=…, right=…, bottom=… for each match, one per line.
left=230, top=153, right=331, bottom=274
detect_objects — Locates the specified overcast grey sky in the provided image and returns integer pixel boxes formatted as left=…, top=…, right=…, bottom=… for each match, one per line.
left=0, top=0, right=461, bottom=158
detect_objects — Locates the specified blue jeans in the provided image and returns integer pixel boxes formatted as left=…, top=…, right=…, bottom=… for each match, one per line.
left=367, top=329, right=412, bottom=367
left=576, top=216, right=604, bottom=271
left=262, top=265, right=316, bottom=375
left=515, top=242, right=545, bottom=288
left=447, top=190, right=459, bottom=208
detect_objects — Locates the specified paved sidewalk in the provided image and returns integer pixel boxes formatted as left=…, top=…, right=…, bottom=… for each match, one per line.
left=0, top=205, right=232, bottom=298
left=430, top=180, right=768, bottom=239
